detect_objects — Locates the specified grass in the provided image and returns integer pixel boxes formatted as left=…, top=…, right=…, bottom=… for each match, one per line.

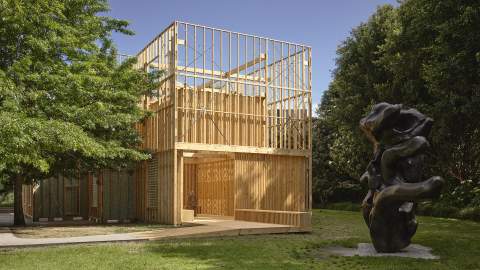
left=11, top=223, right=175, bottom=238
left=1, top=209, right=480, bottom=269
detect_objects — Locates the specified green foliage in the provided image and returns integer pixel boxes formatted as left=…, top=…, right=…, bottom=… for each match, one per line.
left=313, top=0, right=480, bottom=208
left=416, top=202, right=461, bottom=219
left=458, top=207, right=480, bottom=221
left=321, top=201, right=480, bottom=222
left=0, top=0, right=156, bottom=181
left=416, top=202, right=480, bottom=221
left=0, top=192, right=14, bottom=207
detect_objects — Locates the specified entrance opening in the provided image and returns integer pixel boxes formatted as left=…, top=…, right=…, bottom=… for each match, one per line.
left=182, top=151, right=234, bottom=221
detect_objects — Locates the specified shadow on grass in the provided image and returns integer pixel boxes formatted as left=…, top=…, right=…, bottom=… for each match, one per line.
left=141, top=210, right=480, bottom=270
left=143, top=235, right=315, bottom=269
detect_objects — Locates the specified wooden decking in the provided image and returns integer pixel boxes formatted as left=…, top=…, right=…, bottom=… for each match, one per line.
left=0, top=215, right=309, bottom=248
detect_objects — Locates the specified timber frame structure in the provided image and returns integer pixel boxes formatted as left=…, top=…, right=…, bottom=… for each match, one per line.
left=134, top=21, right=312, bottom=227
left=23, top=22, right=312, bottom=228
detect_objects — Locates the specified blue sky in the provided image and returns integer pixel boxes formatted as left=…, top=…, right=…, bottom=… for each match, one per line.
left=108, top=0, right=398, bottom=107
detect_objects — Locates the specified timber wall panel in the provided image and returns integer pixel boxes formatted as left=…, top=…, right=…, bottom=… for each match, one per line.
left=33, top=175, right=89, bottom=220
left=196, top=160, right=234, bottom=217
left=63, top=177, right=79, bottom=216
left=139, top=150, right=175, bottom=224
left=88, top=173, right=100, bottom=220
left=135, top=161, right=147, bottom=221
left=177, top=89, right=265, bottom=147
left=235, top=153, right=306, bottom=211
left=79, top=174, right=89, bottom=218
left=234, top=209, right=311, bottom=228
left=157, top=150, right=175, bottom=224
left=137, top=101, right=175, bottom=153
left=100, top=170, right=136, bottom=222
left=34, top=176, right=62, bottom=220
left=147, top=155, right=159, bottom=210
left=234, top=153, right=309, bottom=226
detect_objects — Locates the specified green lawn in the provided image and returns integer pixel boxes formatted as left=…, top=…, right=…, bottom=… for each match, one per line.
left=1, top=209, right=480, bottom=269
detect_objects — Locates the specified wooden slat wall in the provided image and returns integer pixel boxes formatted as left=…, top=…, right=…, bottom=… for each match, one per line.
left=88, top=173, right=101, bottom=220
left=196, top=160, right=234, bottom=217
left=34, top=177, right=61, bottom=219
left=63, top=177, right=78, bottom=216
left=177, top=89, right=266, bottom=147
left=157, top=150, right=175, bottom=224
left=135, top=150, right=176, bottom=224
left=134, top=161, right=147, bottom=221
left=33, top=175, right=89, bottom=220
left=137, top=101, right=175, bottom=152
left=235, top=153, right=306, bottom=211
left=234, top=209, right=311, bottom=228
left=79, top=174, right=89, bottom=218
left=147, top=155, right=159, bottom=210
left=234, top=153, right=309, bottom=227
left=100, top=170, right=136, bottom=222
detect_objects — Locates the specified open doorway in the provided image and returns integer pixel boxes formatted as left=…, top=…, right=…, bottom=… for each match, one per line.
left=182, top=152, right=234, bottom=221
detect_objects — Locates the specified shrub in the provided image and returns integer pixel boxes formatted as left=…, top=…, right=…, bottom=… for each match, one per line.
left=0, top=192, right=13, bottom=207
left=458, top=207, right=480, bottom=222
left=322, top=201, right=480, bottom=222
left=322, top=202, right=361, bottom=212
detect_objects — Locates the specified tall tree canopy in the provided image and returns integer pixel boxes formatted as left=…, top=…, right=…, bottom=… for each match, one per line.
left=0, top=0, right=155, bottom=225
left=314, top=0, right=480, bottom=207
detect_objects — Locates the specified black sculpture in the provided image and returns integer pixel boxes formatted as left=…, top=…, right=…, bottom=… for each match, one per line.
left=359, top=103, right=444, bottom=253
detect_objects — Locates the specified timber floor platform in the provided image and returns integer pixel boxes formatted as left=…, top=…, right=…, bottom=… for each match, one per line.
left=0, top=215, right=310, bottom=248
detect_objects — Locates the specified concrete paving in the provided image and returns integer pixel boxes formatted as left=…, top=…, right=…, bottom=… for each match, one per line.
left=325, top=243, right=439, bottom=260
left=0, top=214, right=306, bottom=248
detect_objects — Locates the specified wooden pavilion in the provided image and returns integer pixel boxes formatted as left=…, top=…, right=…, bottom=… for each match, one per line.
left=23, top=22, right=313, bottom=228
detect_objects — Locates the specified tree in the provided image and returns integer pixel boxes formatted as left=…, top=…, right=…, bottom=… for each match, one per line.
left=312, top=5, right=397, bottom=205
left=314, top=0, right=480, bottom=207
left=0, top=0, right=156, bottom=225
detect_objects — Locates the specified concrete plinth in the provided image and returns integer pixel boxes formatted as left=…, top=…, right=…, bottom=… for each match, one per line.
left=326, top=243, right=439, bottom=260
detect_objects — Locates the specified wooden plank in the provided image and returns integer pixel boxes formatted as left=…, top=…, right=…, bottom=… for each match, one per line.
left=176, top=142, right=310, bottom=157
left=176, top=88, right=265, bottom=147
left=232, top=153, right=310, bottom=227
left=79, top=173, right=89, bottom=218
left=234, top=210, right=310, bottom=228
left=196, top=159, right=234, bottom=217
left=102, top=171, right=110, bottom=221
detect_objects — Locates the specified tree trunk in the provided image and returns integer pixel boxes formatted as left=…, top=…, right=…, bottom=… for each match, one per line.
left=13, top=174, right=25, bottom=226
